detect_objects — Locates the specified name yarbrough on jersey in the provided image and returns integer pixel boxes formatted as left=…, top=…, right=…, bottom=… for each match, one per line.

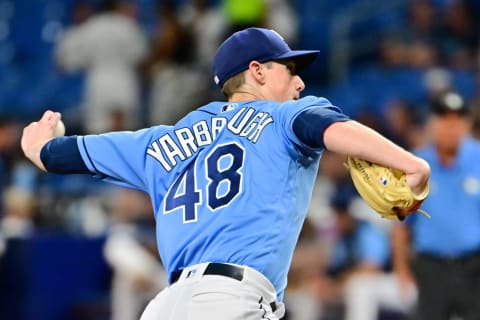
left=146, top=107, right=274, bottom=171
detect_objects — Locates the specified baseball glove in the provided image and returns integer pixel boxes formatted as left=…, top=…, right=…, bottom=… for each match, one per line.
left=346, top=157, right=430, bottom=221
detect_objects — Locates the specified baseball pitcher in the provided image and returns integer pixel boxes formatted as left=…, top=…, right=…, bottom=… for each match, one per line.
left=21, top=28, right=430, bottom=320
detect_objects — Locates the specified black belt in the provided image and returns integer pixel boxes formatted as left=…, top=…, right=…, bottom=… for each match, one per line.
left=171, top=262, right=277, bottom=312
left=171, top=262, right=244, bottom=283
left=418, top=250, right=480, bottom=264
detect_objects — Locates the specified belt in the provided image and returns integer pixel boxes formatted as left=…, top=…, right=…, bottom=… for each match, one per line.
left=170, top=262, right=277, bottom=312
left=171, top=262, right=244, bottom=283
left=418, top=250, right=480, bottom=264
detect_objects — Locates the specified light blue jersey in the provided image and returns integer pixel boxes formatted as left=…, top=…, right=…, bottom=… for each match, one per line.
left=77, top=96, right=344, bottom=299
left=407, top=137, right=480, bottom=257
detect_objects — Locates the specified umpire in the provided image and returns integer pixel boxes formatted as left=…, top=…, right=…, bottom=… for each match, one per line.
left=392, top=91, right=480, bottom=320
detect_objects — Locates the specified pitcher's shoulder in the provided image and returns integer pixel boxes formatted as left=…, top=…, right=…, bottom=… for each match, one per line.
left=279, top=96, right=334, bottom=110
left=299, top=95, right=334, bottom=107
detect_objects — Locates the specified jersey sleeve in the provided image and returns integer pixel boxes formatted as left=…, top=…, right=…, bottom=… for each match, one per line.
left=276, top=96, right=350, bottom=152
left=77, top=128, right=156, bottom=191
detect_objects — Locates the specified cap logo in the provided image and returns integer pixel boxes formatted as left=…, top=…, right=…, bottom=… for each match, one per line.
left=214, top=75, right=219, bottom=85
left=444, top=92, right=463, bottom=111
left=380, top=176, right=388, bottom=186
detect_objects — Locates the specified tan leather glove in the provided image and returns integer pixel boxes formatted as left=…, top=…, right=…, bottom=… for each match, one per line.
left=346, top=157, right=430, bottom=221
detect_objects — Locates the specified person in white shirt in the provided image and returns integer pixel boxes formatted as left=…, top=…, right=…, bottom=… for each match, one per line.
left=55, top=0, right=148, bottom=133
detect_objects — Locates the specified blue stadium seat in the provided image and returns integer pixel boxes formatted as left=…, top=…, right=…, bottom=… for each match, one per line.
left=325, top=81, right=368, bottom=120
left=451, top=69, right=477, bottom=102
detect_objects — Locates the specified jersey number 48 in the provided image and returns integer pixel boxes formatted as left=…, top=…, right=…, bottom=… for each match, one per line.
left=164, top=142, right=245, bottom=223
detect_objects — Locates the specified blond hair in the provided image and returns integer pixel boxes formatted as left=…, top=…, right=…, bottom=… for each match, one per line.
left=222, top=62, right=274, bottom=98
left=222, top=72, right=246, bottom=98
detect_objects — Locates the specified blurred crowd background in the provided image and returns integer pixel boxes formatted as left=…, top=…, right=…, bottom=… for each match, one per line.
left=0, top=0, right=479, bottom=319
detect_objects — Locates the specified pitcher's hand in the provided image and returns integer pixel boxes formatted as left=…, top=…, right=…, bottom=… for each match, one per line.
left=21, top=110, right=62, bottom=171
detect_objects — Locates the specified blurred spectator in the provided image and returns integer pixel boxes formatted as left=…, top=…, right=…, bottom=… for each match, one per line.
left=64, top=191, right=111, bottom=236
left=347, top=32, right=439, bottom=129
left=323, top=185, right=416, bottom=320
left=470, top=97, right=480, bottom=140
left=406, top=38, right=438, bottom=70
left=437, top=0, right=479, bottom=69
left=0, top=186, right=36, bottom=239
left=392, top=91, right=480, bottom=320
left=378, top=35, right=409, bottom=69
left=179, top=0, right=227, bottom=69
left=265, top=0, right=299, bottom=46
left=55, top=0, right=148, bottom=133
left=404, top=0, right=441, bottom=42
left=0, top=118, right=20, bottom=180
left=0, top=186, right=35, bottom=320
left=284, top=218, right=327, bottom=320
left=69, top=0, right=96, bottom=25
left=0, top=118, right=21, bottom=212
left=382, top=99, right=427, bottom=149
left=103, top=188, right=167, bottom=320
left=145, top=1, right=210, bottom=126
left=290, top=165, right=418, bottom=320
left=307, top=151, right=348, bottom=229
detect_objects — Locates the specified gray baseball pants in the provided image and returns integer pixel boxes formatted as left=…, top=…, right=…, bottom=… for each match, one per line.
left=140, top=262, right=285, bottom=320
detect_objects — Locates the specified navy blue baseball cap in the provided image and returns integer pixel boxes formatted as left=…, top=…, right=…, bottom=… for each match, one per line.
left=213, top=28, right=319, bottom=87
